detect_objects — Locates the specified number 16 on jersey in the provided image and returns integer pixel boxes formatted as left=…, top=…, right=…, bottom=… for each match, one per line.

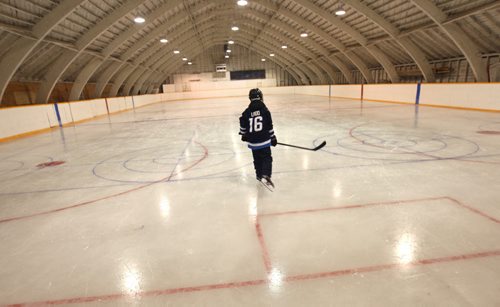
left=249, top=116, right=263, bottom=132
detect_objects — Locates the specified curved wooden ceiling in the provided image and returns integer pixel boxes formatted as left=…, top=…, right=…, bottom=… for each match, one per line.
left=0, top=0, right=498, bottom=103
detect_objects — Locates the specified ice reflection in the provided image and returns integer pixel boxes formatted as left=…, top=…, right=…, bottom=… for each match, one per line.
left=248, top=196, right=257, bottom=223
left=333, top=180, right=342, bottom=198
left=302, top=155, right=309, bottom=169
left=174, top=166, right=184, bottom=179
left=159, top=195, right=170, bottom=219
left=122, top=264, right=142, bottom=295
left=268, top=267, right=284, bottom=293
left=235, top=151, right=243, bottom=163
left=395, top=232, right=416, bottom=264
left=231, top=134, right=242, bottom=159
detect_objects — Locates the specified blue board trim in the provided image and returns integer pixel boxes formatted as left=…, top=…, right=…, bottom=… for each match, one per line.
left=415, top=82, right=422, bottom=105
left=54, top=103, right=62, bottom=127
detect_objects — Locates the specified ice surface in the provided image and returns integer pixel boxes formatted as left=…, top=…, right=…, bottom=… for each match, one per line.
left=0, top=95, right=499, bottom=306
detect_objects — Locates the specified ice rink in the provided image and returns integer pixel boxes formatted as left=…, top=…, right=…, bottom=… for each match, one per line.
left=1, top=94, right=499, bottom=306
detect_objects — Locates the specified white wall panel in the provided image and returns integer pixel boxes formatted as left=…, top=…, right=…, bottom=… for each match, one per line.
left=57, top=103, right=73, bottom=125
left=163, top=84, right=176, bottom=93
left=106, top=97, right=127, bottom=113
left=132, top=94, right=160, bottom=107
left=70, top=100, right=100, bottom=122
left=331, top=85, right=362, bottom=100
left=91, top=100, right=108, bottom=117
left=124, top=97, right=135, bottom=109
left=0, top=105, right=51, bottom=138
left=264, top=87, right=295, bottom=95
left=420, top=83, right=500, bottom=110
left=363, top=84, right=416, bottom=104
left=295, top=85, right=329, bottom=96
left=167, top=79, right=277, bottom=93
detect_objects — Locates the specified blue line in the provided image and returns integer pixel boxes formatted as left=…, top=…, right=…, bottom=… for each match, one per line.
left=415, top=82, right=422, bottom=105
left=2, top=151, right=500, bottom=196
left=54, top=103, right=62, bottom=127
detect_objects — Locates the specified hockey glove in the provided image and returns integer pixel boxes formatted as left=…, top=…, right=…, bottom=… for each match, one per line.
left=271, top=136, right=277, bottom=147
left=241, top=134, right=248, bottom=142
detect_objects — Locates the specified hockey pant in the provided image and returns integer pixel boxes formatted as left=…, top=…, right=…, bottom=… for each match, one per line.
left=252, top=147, right=273, bottom=179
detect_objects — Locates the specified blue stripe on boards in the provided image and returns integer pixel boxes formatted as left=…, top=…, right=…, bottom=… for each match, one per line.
left=415, top=81, right=422, bottom=105
left=54, top=103, right=62, bottom=127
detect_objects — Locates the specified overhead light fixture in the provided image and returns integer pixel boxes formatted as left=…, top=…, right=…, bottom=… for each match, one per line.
left=228, top=40, right=234, bottom=44
left=270, top=53, right=275, bottom=57
left=281, top=45, right=287, bottom=49
left=237, top=0, right=248, bottom=6
left=300, top=33, right=308, bottom=38
left=160, top=38, right=168, bottom=43
left=134, top=17, right=145, bottom=24
left=173, top=50, right=180, bottom=54
left=182, top=58, right=187, bottom=61
left=335, top=8, right=346, bottom=16
left=188, top=62, right=192, bottom=65
left=225, top=55, right=229, bottom=58
left=261, top=58, right=266, bottom=62
left=231, top=26, right=239, bottom=31
left=226, top=49, right=232, bottom=53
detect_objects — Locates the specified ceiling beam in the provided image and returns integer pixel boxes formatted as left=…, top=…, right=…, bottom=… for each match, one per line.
left=36, top=0, right=144, bottom=104
left=344, top=0, right=435, bottom=82
left=411, top=0, right=488, bottom=81
left=0, top=0, right=82, bottom=105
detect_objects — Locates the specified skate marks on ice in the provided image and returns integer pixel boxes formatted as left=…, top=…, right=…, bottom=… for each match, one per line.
left=315, top=124, right=484, bottom=162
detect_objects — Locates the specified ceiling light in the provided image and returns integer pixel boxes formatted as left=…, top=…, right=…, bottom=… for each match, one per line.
left=237, top=0, right=248, bottom=6
left=261, top=58, right=266, bottom=62
left=231, top=26, right=239, bottom=31
left=182, top=58, right=187, bottom=61
left=335, top=8, right=346, bottom=16
left=188, top=62, right=192, bottom=65
left=225, top=55, right=229, bottom=58
left=300, top=33, right=308, bottom=38
left=134, top=17, right=145, bottom=24
left=226, top=49, right=231, bottom=53
left=281, top=45, right=287, bottom=49
left=173, top=50, right=180, bottom=54
left=160, top=38, right=168, bottom=43
left=270, top=53, right=275, bottom=57
left=228, top=40, right=234, bottom=44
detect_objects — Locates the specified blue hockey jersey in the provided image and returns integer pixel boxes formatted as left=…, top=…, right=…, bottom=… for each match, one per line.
left=239, top=99, right=275, bottom=150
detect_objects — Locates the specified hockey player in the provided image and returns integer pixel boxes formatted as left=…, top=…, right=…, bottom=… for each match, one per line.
left=239, top=88, right=277, bottom=188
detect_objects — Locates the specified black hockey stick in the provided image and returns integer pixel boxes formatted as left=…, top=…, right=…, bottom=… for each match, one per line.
left=277, top=141, right=326, bottom=151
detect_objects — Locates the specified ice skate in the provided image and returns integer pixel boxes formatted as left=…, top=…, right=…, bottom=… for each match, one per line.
left=256, top=176, right=273, bottom=192
left=262, top=175, right=274, bottom=188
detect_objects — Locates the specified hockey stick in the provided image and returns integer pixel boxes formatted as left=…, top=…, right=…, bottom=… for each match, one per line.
left=277, top=141, right=326, bottom=151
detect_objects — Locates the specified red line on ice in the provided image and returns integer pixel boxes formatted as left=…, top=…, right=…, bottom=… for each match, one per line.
left=258, top=196, right=448, bottom=218
left=8, top=250, right=500, bottom=306
left=255, top=219, right=273, bottom=274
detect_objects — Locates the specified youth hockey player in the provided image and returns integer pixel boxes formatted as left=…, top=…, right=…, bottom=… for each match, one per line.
left=239, top=88, right=277, bottom=188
